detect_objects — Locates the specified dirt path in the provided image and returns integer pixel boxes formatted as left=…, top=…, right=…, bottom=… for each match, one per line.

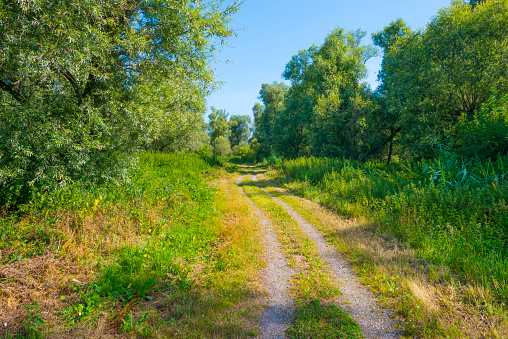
left=252, top=172, right=400, bottom=339
left=237, top=175, right=294, bottom=339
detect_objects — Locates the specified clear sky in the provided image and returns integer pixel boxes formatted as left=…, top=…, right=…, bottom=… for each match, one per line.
left=206, top=0, right=452, bottom=120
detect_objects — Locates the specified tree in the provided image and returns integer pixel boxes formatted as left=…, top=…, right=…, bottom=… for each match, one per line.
left=253, top=82, right=288, bottom=158
left=370, top=19, right=412, bottom=164
left=378, top=0, right=508, bottom=158
left=0, top=0, right=240, bottom=206
left=275, top=28, right=377, bottom=159
left=229, top=115, right=252, bottom=148
left=212, top=136, right=232, bottom=157
left=208, top=107, right=233, bottom=141
left=276, top=47, right=318, bottom=157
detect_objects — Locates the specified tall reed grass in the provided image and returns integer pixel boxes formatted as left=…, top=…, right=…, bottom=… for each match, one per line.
left=274, top=155, right=508, bottom=300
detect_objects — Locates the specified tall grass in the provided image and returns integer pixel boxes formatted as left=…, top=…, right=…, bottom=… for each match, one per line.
left=274, top=155, right=508, bottom=300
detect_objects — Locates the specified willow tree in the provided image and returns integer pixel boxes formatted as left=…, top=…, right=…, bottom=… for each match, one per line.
left=378, top=0, right=508, bottom=158
left=276, top=28, right=377, bottom=159
left=0, top=0, right=240, bottom=206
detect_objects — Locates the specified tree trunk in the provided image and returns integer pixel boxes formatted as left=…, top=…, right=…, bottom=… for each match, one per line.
left=387, top=130, right=394, bottom=166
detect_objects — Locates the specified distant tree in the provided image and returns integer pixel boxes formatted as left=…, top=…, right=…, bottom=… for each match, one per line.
left=253, top=82, right=288, bottom=158
left=229, top=115, right=252, bottom=148
left=212, top=136, right=232, bottom=157
left=208, top=107, right=233, bottom=142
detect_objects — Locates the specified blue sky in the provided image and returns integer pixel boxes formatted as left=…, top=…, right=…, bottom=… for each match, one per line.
left=206, top=0, right=452, bottom=120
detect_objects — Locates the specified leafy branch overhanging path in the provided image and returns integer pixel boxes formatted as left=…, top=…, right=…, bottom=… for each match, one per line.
left=241, top=169, right=401, bottom=339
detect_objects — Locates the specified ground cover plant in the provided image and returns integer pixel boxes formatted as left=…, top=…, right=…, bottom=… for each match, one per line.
left=266, top=155, right=508, bottom=337
left=0, top=152, right=264, bottom=338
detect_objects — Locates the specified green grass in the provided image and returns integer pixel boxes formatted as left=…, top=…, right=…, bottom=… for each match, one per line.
left=286, top=300, right=362, bottom=339
left=1, top=152, right=263, bottom=338
left=272, top=154, right=508, bottom=302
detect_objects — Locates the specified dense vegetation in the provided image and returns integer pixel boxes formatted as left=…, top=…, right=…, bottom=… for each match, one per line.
left=273, top=155, right=508, bottom=300
left=250, top=0, right=508, bottom=325
left=2, top=0, right=508, bottom=337
left=252, top=0, right=508, bottom=163
left=0, top=0, right=240, bottom=208
left=1, top=153, right=263, bottom=337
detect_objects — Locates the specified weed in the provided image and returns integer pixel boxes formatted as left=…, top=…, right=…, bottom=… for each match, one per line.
left=273, top=156, right=508, bottom=301
left=286, top=299, right=362, bottom=339
left=21, top=301, right=44, bottom=338
left=121, top=311, right=152, bottom=336
left=1, top=153, right=263, bottom=338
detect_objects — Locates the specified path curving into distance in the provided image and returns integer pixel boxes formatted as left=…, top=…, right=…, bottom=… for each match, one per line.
left=252, top=172, right=401, bottom=339
left=237, top=175, right=294, bottom=339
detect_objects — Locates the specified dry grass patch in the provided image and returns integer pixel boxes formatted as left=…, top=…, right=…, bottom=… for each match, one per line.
left=0, top=203, right=156, bottom=337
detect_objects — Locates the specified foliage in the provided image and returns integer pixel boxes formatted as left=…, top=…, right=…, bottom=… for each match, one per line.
left=148, top=111, right=210, bottom=153
left=252, top=82, right=289, bottom=159
left=252, top=28, right=378, bottom=161
left=212, top=135, right=232, bottom=157
left=232, top=144, right=256, bottom=162
left=229, top=115, right=252, bottom=148
left=455, top=92, right=508, bottom=160
left=208, top=107, right=233, bottom=142
left=274, top=155, right=508, bottom=301
left=251, top=1, right=508, bottom=164
left=376, top=0, right=508, bottom=158
left=0, top=0, right=240, bottom=208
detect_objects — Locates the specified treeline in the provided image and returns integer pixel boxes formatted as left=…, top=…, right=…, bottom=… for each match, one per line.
left=0, top=0, right=240, bottom=207
left=252, top=0, right=508, bottom=163
left=205, top=107, right=253, bottom=159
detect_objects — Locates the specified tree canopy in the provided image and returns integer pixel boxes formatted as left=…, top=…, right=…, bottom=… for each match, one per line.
left=251, top=0, right=508, bottom=163
left=0, top=0, right=240, bottom=206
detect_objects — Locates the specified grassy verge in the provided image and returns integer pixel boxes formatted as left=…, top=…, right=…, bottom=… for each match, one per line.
left=238, top=166, right=362, bottom=339
left=262, top=157, right=508, bottom=338
left=1, top=152, right=264, bottom=338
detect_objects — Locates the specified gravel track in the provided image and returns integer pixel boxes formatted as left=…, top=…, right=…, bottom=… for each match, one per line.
left=252, top=173, right=401, bottom=339
left=237, top=175, right=294, bottom=339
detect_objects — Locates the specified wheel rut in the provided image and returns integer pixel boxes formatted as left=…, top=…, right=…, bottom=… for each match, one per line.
left=251, top=172, right=401, bottom=339
left=237, top=175, right=294, bottom=339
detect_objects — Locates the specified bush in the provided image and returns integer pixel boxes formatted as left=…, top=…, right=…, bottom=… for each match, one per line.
left=456, top=93, right=508, bottom=160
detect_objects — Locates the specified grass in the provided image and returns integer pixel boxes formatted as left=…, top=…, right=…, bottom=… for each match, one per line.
left=0, top=152, right=264, bottom=338
left=286, top=299, right=362, bottom=339
left=264, top=155, right=508, bottom=338
left=238, top=166, right=363, bottom=339
left=272, top=155, right=508, bottom=297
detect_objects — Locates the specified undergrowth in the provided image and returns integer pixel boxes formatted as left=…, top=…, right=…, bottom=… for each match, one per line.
left=286, top=299, right=362, bottom=339
left=258, top=168, right=508, bottom=337
left=1, top=152, right=262, bottom=338
left=273, top=155, right=508, bottom=302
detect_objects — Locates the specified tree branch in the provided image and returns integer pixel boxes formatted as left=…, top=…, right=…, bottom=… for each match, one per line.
left=0, top=78, right=26, bottom=104
left=53, top=66, right=83, bottom=104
